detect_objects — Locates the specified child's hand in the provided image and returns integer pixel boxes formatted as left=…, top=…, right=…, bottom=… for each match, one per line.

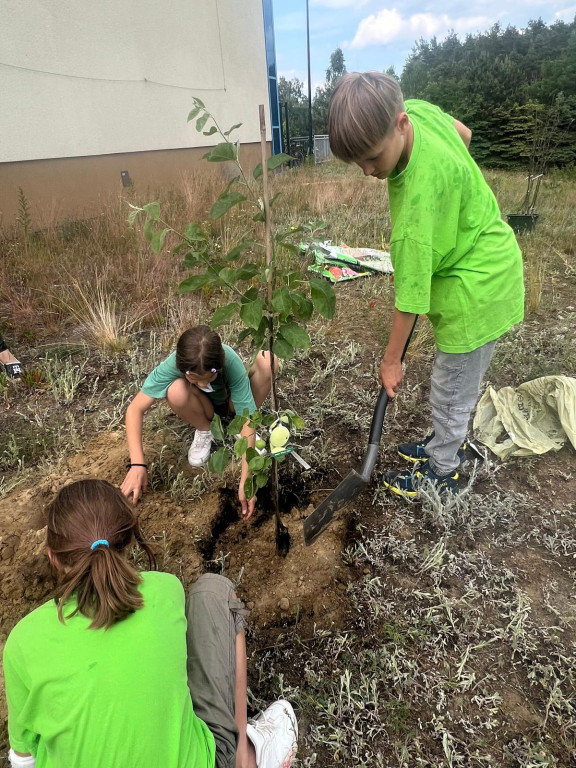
left=379, top=358, right=404, bottom=398
left=238, top=482, right=256, bottom=520
left=120, top=467, right=148, bottom=505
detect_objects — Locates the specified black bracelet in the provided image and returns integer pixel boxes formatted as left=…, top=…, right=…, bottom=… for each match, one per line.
left=126, top=462, right=148, bottom=470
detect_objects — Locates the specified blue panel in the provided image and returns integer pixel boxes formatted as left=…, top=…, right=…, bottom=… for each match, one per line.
left=261, top=0, right=282, bottom=155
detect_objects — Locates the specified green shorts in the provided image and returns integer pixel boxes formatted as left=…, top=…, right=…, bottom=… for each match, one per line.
left=186, top=574, right=248, bottom=768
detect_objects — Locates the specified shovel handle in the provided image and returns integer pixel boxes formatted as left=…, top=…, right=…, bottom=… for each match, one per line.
left=368, top=315, right=419, bottom=447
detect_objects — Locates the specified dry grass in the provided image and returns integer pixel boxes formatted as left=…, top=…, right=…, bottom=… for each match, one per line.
left=0, top=162, right=573, bottom=355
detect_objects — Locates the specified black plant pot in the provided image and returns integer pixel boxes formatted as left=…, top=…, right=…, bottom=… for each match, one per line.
left=506, top=213, right=539, bottom=234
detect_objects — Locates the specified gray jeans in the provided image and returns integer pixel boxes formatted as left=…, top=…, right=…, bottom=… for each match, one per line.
left=426, top=340, right=497, bottom=474
left=186, top=574, right=248, bottom=768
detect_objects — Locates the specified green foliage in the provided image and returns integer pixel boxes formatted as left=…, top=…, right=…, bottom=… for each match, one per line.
left=280, top=47, right=347, bottom=145
left=400, top=19, right=576, bottom=169
left=129, top=99, right=336, bottom=491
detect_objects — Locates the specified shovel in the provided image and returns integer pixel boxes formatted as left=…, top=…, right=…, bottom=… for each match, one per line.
left=304, top=316, right=418, bottom=545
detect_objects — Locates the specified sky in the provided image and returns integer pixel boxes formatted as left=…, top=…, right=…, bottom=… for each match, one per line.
left=271, top=0, right=576, bottom=92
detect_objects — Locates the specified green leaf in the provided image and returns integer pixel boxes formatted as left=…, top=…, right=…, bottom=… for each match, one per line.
left=256, top=472, right=269, bottom=489
left=287, top=272, right=304, bottom=288
left=276, top=241, right=300, bottom=256
left=177, top=273, right=213, bottom=294
left=227, top=415, right=248, bottom=435
left=184, top=222, right=207, bottom=243
left=224, top=123, right=242, bottom=137
left=150, top=228, right=169, bottom=255
left=291, top=292, right=314, bottom=320
left=310, top=278, right=336, bottom=319
left=210, top=303, right=240, bottom=329
left=226, top=240, right=254, bottom=262
left=142, top=202, right=160, bottom=221
left=203, top=143, right=237, bottom=163
left=243, top=286, right=259, bottom=302
left=234, top=436, right=249, bottom=458
left=210, top=192, right=247, bottom=221
left=236, top=263, right=259, bottom=281
left=279, top=322, right=310, bottom=349
left=184, top=251, right=205, bottom=268
left=253, top=153, right=293, bottom=179
left=196, top=113, right=210, bottom=133
left=252, top=210, right=265, bottom=223
left=243, top=476, right=255, bottom=500
left=245, top=448, right=258, bottom=463
left=248, top=455, right=265, bottom=472
left=208, top=447, right=229, bottom=475
left=143, top=217, right=156, bottom=243
left=236, top=328, right=251, bottom=345
left=218, top=267, right=238, bottom=285
left=268, top=153, right=293, bottom=171
left=251, top=318, right=268, bottom=349
left=273, top=337, right=294, bottom=359
left=240, top=298, right=265, bottom=329
left=272, top=287, right=292, bottom=315
left=203, top=126, right=218, bottom=136
left=127, top=204, right=143, bottom=226
left=210, top=414, right=225, bottom=441
left=187, top=106, right=202, bottom=122
left=291, top=415, right=305, bottom=429
left=193, top=97, right=205, bottom=109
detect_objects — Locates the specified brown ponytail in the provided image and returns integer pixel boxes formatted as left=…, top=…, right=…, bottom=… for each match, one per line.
left=176, top=325, right=225, bottom=376
left=46, top=479, right=157, bottom=630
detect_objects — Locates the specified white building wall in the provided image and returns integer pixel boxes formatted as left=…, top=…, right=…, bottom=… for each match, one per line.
left=0, top=0, right=271, bottom=162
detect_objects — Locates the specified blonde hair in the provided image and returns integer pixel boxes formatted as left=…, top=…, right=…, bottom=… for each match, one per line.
left=328, top=72, right=405, bottom=162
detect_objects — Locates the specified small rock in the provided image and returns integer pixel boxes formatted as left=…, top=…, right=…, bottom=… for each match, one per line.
left=278, top=597, right=290, bottom=611
left=246, top=601, right=255, bottom=610
left=363, top=568, right=371, bottom=575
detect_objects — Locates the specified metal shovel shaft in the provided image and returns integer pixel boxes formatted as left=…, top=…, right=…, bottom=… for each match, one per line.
left=303, top=316, right=418, bottom=546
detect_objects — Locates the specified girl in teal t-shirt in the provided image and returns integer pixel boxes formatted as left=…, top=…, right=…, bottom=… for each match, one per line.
left=3, top=479, right=298, bottom=768
left=121, top=326, right=277, bottom=519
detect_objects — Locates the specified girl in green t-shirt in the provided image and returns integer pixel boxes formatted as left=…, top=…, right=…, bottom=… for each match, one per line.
left=3, top=479, right=297, bottom=768
left=121, top=326, right=277, bottom=519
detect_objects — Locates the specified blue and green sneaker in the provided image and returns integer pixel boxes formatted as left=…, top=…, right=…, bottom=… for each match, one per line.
left=397, top=432, right=467, bottom=464
left=383, top=462, right=459, bottom=499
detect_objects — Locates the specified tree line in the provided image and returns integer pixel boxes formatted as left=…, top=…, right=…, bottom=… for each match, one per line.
left=280, top=18, right=576, bottom=169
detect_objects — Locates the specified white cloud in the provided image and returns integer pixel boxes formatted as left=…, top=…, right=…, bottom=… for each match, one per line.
left=554, top=5, right=576, bottom=20
left=349, top=8, right=492, bottom=48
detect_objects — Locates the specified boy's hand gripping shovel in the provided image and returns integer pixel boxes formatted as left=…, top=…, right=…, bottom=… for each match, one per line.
left=303, top=317, right=418, bottom=546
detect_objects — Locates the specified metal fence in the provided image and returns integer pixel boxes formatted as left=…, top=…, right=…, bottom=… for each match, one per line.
left=288, top=135, right=333, bottom=165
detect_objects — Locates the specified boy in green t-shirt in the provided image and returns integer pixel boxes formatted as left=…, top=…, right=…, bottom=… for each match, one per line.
left=328, top=72, right=524, bottom=498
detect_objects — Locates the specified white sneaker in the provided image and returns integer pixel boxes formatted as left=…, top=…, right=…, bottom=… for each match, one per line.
left=246, top=699, right=298, bottom=768
left=188, top=430, right=213, bottom=466
left=234, top=432, right=267, bottom=457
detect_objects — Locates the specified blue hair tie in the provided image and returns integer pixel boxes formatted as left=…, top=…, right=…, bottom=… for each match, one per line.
left=90, top=539, right=109, bottom=551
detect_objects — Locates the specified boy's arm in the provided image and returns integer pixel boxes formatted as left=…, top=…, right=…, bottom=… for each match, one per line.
left=454, top=119, right=472, bottom=148
left=379, top=309, right=418, bottom=398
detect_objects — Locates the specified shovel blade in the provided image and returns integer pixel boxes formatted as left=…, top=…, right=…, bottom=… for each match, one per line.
left=303, top=470, right=367, bottom=545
